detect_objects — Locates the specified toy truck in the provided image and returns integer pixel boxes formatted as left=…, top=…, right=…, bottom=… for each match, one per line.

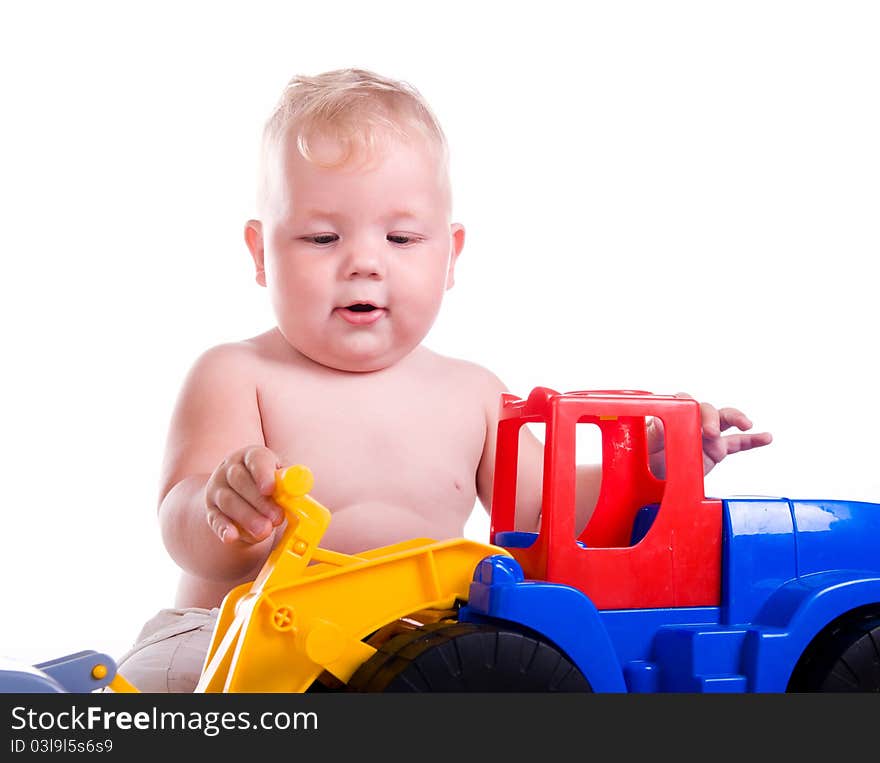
left=196, top=388, right=880, bottom=693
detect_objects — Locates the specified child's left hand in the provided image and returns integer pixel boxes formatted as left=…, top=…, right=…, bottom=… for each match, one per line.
left=646, top=393, right=773, bottom=478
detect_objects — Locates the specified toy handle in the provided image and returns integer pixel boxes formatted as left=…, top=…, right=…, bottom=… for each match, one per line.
left=266, top=464, right=332, bottom=560
left=272, top=464, right=316, bottom=518
left=248, top=465, right=332, bottom=590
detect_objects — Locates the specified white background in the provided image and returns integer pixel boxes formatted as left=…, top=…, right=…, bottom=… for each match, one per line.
left=1, top=1, right=877, bottom=668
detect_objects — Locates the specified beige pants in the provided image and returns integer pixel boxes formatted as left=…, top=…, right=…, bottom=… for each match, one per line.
left=114, top=608, right=219, bottom=693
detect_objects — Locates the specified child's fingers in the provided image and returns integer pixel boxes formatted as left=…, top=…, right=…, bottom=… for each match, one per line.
left=225, top=461, right=284, bottom=525
left=209, top=486, right=273, bottom=542
left=722, top=431, right=773, bottom=454
left=703, top=435, right=729, bottom=466
left=699, top=402, right=721, bottom=438
left=243, top=447, right=281, bottom=495
left=718, top=407, right=753, bottom=432
left=672, top=393, right=722, bottom=438
left=645, top=416, right=665, bottom=453
left=206, top=508, right=240, bottom=544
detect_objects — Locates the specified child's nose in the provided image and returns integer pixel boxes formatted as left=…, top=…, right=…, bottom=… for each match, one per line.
left=342, top=244, right=385, bottom=279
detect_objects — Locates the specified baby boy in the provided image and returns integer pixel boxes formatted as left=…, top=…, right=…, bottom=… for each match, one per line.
left=116, top=68, right=771, bottom=692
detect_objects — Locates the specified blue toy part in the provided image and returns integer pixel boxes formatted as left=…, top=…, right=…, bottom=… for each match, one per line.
left=459, top=554, right=628, bottom=692
left=460, top=495, right=880, bottom=693
left=746, top=571, right=880, bottom=691
left=0, top=657, right=67, bottom=693
left=0, top=650, right=121, bottom=693
left=722, top=498, right=798, bottom=625
left=493, top=531, right=536, bottom=548
left=629, top=503, right=660, bottom=545
left=598, top=608, right=741, bottom=692
left=494, top=531, right=587, bottom=550
left=721, top=496, right=880, bottom=690
left=792, top=499, right=880, bottom=575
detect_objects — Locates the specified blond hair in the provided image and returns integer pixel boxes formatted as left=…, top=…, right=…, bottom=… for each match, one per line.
left=257, top=68, right=451, bottom=210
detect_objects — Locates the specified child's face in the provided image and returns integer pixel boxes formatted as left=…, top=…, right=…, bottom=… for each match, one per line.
left=247, top=130, right=464, bottom=372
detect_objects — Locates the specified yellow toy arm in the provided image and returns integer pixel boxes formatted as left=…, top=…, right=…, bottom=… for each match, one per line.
left=196, top=465, right=509, bottom=693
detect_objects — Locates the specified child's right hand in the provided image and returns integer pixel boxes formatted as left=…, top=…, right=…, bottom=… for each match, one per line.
left=205, top=446, right=285, bottom=544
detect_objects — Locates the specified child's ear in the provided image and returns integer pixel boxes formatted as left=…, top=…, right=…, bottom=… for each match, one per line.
left=446, top=223, right=465, bottom=289
left=244, top=220, right=266, bottom=286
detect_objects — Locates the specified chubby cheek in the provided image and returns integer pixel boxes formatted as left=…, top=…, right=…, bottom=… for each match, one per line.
left=268, top=252, right=328, bottom=299
left=266, top=258, right=331, bottom=324
left=394, top=260, right=449, bottom=328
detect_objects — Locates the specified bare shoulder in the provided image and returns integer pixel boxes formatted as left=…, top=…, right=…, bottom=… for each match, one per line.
left=160, top=333, right=278, bottom=494
left=167, top=335, right=268, bottom=435
left=183, top=329, right=280, bottom=385
left=416, top=347, right=509, bottom=405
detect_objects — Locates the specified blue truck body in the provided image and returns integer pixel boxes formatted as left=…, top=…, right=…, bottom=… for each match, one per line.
left=461, top=496, right=880, bottom=692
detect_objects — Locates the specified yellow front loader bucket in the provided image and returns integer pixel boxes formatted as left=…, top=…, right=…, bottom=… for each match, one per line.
left=196, top=465, right=510, bottom=693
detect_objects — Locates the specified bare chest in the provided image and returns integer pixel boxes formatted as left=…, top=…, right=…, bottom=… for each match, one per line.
left=254, top=366, right=487, bottom=532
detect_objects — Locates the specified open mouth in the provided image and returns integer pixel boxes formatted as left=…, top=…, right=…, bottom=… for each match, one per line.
left=336, top=302, right=386, bottom=325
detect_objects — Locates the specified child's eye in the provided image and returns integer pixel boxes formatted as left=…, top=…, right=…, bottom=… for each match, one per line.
left=387, top=234, right=415, bottom=245
left=307, top=234, right=338, bottom=245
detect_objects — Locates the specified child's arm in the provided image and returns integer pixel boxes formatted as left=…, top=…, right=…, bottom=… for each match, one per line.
left=157, top=343, right=282, bottom=584
left=474, top=372, right=602, bottom=534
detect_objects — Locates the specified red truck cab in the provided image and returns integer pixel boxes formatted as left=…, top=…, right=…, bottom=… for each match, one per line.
left=490, top=388, right=723, bottom=609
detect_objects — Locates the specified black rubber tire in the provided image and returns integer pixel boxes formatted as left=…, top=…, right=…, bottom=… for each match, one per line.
left=347, top=621, right=592, bottom=692
left=788, top=610, right=880, bottom=692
